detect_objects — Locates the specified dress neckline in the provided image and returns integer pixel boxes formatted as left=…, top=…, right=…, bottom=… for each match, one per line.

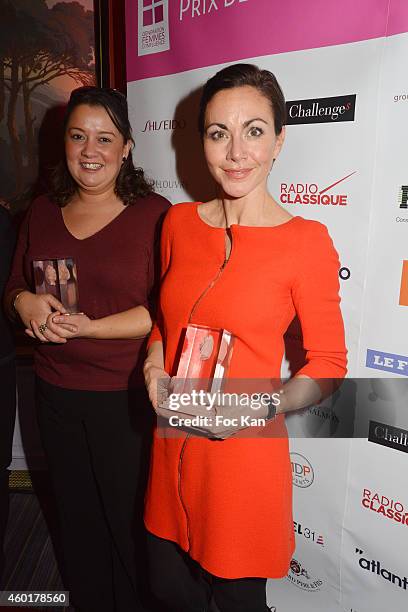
left=194, top=202, right=299, bottom=231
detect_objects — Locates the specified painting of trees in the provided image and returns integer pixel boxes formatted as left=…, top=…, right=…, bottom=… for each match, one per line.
left=0, top=0, right=95, bottom=210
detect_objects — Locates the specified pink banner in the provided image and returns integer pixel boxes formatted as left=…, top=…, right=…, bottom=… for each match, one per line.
left=126, top=0, right=397, bottom=83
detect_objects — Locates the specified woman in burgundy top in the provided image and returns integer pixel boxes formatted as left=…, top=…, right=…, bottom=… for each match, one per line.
left=5, top=87, right=169, bottom=612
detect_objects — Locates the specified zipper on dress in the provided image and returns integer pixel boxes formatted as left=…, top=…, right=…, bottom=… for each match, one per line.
left=177, top=228, right=233, bottom=552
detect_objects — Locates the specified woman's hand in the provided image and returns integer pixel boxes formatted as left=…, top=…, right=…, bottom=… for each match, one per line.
left=144, top=361, right=171, bottom=410
left=51, top=313, right=93, bottom=338
left=15, top=291, right=68, bottom=344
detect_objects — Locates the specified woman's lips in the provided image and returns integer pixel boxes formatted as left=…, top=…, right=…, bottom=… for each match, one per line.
left=223, top=168, right=253, bottom=180
left=80, top=162, right=104, bottom=171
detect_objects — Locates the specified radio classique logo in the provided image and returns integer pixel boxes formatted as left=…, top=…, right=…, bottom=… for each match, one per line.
left=280, top=171, right=356, bottom=207
left=361, top=489, right=408, bottom=527
left=138, top=0, right=170, bottom=56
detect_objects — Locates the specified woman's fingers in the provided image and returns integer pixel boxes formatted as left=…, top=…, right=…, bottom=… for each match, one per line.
left=31, top=319, right=67, bottom=344
left=44, top=293, right=67, bottom=313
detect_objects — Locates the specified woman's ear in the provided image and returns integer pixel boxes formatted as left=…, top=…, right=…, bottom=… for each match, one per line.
left=273, top=126, right=286, bottom=160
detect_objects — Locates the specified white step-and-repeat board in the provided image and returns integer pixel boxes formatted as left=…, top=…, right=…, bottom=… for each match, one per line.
left=125, top=2, right=408, bottom=610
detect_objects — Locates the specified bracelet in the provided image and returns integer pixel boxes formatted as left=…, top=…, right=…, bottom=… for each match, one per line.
left=12, top=290, right=27, bottom=313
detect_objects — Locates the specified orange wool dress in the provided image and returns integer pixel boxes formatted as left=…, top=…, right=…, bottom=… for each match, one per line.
left=144, top=202, right=347, bottom=579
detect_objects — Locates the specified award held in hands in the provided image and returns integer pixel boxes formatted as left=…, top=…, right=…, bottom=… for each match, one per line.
left=173, top=324, right=235, bottom=395
left=33, top=257, right=80, bottom=314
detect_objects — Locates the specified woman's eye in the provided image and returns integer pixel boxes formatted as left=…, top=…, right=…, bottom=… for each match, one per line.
left=99, top=137, right=112, bottom=143
left=248, top=126, right=263, bottom=137
left=71, top=133, right=84, bottom=141
left=208, top=130, right=228, bottom=141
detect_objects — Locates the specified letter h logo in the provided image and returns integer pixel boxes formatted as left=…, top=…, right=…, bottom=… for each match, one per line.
left=142, top=0, right=165, bottom=26
left=138, top=0, right=170, bottom=57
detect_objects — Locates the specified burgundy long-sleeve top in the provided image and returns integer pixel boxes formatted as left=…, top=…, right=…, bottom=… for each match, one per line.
left=6, top=194, right=170, bottom=390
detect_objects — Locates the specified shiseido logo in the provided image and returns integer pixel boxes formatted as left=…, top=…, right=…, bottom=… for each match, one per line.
left=366, top=349, right=408, bottom=376
left=286, top=95, right=356, bottom=125
left=290, top=453, right=314, bottom=488
left=142, top=119, right=186, bottom=132
left=361, top=488, right=408, bottom=526
left=355, top=549, right=408, bottom=590
left=287, top=558, right=323, bottom=591
left=368, top=420, right=408, bottom=454
left=280, top=171, right=356, bottom=206
left=138, top=0, right=170, bottom=56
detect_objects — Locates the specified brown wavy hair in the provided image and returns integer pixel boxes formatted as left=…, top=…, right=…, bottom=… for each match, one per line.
left=50, top=86, right=153, bottom=206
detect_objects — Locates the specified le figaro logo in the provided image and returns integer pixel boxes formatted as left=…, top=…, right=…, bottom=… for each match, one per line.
left=366, top=349, right=408, bottom=377
left=290, top=452, right=314, bottom=488
left=280, top=171, right=356, bottom=207
left=138, top=1, right=170, bottom=57
left=286, top=94, right=356, bottom=125
left=361, top=488, right=408, bottom=527
left=355, top=549, right=408, bottom=591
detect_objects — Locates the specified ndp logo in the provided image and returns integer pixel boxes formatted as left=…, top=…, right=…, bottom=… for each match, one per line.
left=290, top=453, right=314, bottom=488
left=138, top=1, right=170, bottom=56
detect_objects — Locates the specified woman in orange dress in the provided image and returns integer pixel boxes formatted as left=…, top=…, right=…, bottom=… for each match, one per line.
left=144, top=64, right=347, bottom=612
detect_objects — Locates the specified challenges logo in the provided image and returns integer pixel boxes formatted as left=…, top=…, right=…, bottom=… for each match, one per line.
left=355, top=549, right=408, bottom=590
left=287, top=558, right=323, bottom=591
left=138, top=0, right=170, bottom=56
left=361, top=489, right=408, bottom=526
left=280, top=172, right=356, bottom=206
left=290, top=453, right=314, bottom=488
left=368, top=420, right=408, bottom=454
left=286, top=94, right=356, bottom=125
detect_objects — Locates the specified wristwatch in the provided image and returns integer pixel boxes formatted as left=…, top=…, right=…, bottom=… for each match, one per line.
left=266, top=394, right=278, bottom=420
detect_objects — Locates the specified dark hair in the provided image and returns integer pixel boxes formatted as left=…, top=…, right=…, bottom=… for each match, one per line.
left=198, top=63, right=286, bottom=138
left=50, top=86, right=153, bottom=206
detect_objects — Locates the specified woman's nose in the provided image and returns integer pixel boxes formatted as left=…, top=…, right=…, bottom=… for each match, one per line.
left=227, top=136, right=247, bottom=162
left=81, top=138, right=97, bottom=158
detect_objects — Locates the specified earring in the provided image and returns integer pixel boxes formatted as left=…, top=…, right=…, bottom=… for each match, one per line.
left=122, top=156, right=127, bottom=164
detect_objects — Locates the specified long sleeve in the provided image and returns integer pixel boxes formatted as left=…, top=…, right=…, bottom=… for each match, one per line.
left=4, top=205, right=32, bottom=304
left=291, top=221, right=347, bottom=380
left=148, top=206, right=173, bottom=346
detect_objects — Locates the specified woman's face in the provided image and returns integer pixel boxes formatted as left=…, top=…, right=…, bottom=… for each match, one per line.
left=203, top=85, right=285, bottom=200
left=65, top=104, right=131, bottom=196
left=45, top=264, right=57, bottom=286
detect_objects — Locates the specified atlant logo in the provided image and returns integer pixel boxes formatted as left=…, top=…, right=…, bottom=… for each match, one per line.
left=398, top=185, right=408, bottom=209
left=355, top=549, right=408, bottom=590
left=138, top=0, right=170, bottom=56
left=399, top=261, right=408, bottom=306
left=286, top=95, right=356, bottom=125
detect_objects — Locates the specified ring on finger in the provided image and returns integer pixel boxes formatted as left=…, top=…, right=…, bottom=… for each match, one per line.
left=38, top=322, right=48, bottom=334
